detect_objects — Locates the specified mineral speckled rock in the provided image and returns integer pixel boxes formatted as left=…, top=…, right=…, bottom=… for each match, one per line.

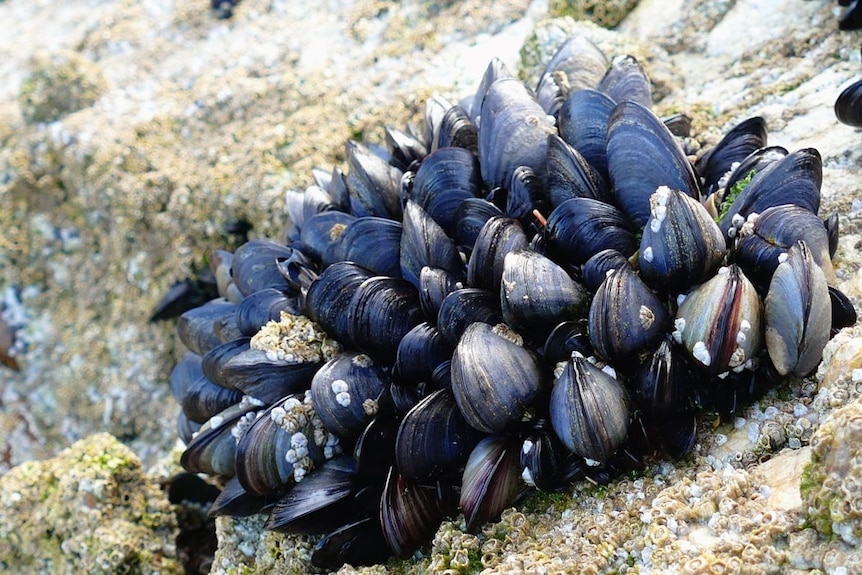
left=0, top=433, right=180, bottom=575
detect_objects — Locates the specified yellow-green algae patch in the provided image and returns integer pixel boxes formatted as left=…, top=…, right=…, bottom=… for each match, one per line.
left=0, top=432, right=180, bottom=575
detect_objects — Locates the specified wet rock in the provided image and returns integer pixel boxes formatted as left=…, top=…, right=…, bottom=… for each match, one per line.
left=0, top=432, right=180, bottom=575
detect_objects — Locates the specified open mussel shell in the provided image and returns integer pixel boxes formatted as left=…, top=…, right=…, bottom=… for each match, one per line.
left=347, top=276, right=424, bottom=363
left=467, top=216, right=528, bottom=294
left=695, top=116, right=767, bottom=195
left=434, top=105, right=479, bottom=153
left=345, top=140, right=403, bottom=220
left=673, top=264, right=763, bottom=376
left=835, top=78, right=862, bottom=128
left=311, top=516, right=390, bottom=570
left=717, top=148, right=821, bottom=239
left=544, top=134, right=608, bottom=206
left=306, top=261, right=373, bottom=343
left=410, top=147, right=482, bottom=238
left=180, top=401, right=259, bottom=477
left=265, top=457, right=360, bottom=533
left=638, top=186, right=727, bottom=293
left=323, top=217, right=402, bottom=278
left=310, top=352, right=390, bottom=442
left=395, top=321, right=453, bottom=383
left=588, top=266, right=668, bottom=363
left=736, top=204, right=835, bottom=291
left=478, top=77, right=555, bottom=190
left=385, top=126, right=426, bottom=172
left=765, top=241, right=831, bottom=377
left=550, top=354, right=630, bottom=466
left=500, top=249, right=589, bottom=340
left=380, top=467, right=457, bottom=558
left=460, top=436, right=522, bottom=530
left=544, top=197, right=637, bottom=266
left=597, top=54, right=651, bottom=108
left=400, top=201, right=464, bottom=289
left=451, top=322, right=545, bottom=434
left=395, top=388, right=482, bottom=481
left=606, top=101, right=700, bottom=229
left=177, top=299, right=238, bottom=356
left=235, top=288, right=302, bottom=336
left=520, top=424, right=587, bottom=490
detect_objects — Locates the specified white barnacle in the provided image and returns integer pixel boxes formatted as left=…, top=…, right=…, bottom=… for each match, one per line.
left=777, top=252, right=789, bottom=264
left=601, top=364, right=617, bottom=380
left=649, top=186, right=671, bottom=233
left=522, top=467, right=536, bottom=487
left=522, top=439, right=534, bottom=455
left=351, top=353, right=373, bottom=368
left=642, top=246, right=654, bottom=263
left=331, top=378, right=349, bottom=398
left=692, top=341, right=712, bottom=366
left=730, top=345, right=746, bottom=366
left=731, top=213, right=745, bottom=229
left=639, top=305, right=655, bottom=329
left=209, top=415, right=224, bottom=430
left=677, top=293, right=687, bottom=306
left=336, top=391, right=351, bottom=407
left=736, top=330, right=747, bottom=344
left=672, top=317, right=686, bottom=343
left=362, top=398, right=378, bottom=416
left=717, top=266, right=729, bottom=276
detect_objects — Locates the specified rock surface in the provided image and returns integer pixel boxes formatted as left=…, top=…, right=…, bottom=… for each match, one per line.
left=1, top=0, right=862, bottom=574
left=0, top=432, right=180, bottom=574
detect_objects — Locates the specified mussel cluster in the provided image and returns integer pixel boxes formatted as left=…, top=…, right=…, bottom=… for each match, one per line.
left=168, top=36, right=858, bottom=569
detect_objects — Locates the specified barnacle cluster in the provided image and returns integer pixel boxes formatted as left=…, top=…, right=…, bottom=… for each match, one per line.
left=165, top=32, right=858, bottom=570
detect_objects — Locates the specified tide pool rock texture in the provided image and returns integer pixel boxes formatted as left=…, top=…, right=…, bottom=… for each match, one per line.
left=0, top=433, right=180, bottom=574
left=0, top=0, right=861, bottom=573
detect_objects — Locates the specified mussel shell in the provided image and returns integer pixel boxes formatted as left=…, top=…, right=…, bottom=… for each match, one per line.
left=180, top=402, right=258, bottom=477
left=395, top=321, right=454, bottom=384
left=436, top=287, right=503, bottom=347
left=434, top=105, right=478, bottom=153
left=500, top=249, right=589, bottom=340
left=180, top=371, right=244, bottom=424
left=419, top=266, right=461, bottom=320
left=830, top=285, right=858, bottom=332
left=736, top=204, right=835, bottom=291
left=588, top=266, right=668, bottom=363
left=467, top=216, right=528, bottom=294
left=353, top=415, right=398, bottom=478
left=345, top=140, right=403, bottom=220
left=597, top=55, right=651, bottom=108
left=399, top=201, right=464, bottom=289
left=209, top=249, right=240, bottom=303
left=323, top=217, right=402, bottom=278
left=478, top=77, right=555, bottom=190
left=208, top=475, right=272, bottom=518
left=299, top=211, right=357, bottom=262
left=170, top=352, right=207, bottom=402
left=177, top=299, right=238, bottom=355
left=544, top=197, right=637, bottom=266
left=638, top=187, right=727, bottom=293
left=311, top=517, right=390, bottom=570
left=506, top=165, right=549, bottom=225
left=673, top=264, right=763, bottom=375
left=220, top=348, right=322, bottom=404
left=450, top=322, right=545, bottom=434
left=347, top=276, right=424, bottom=363
left=306, top=262, right=373, bottom=343
left=232, top=239, right=299, bottom=296
left=310, top=352, right=390, bottom=442
left=380, top=467, right=454, bottom=558
left=581, top=248, right=631, bottom=294
left=235, top=288, right=303, bottom=337
left=606, top=101, right=700, bottom=228
left=557, top=89, right=615, bottom=181
left=265, top=457, right=359, bottom=533
left=538, top=35, right=608, bottom=96
left=460, top=436, right=522, bottom=530
left=835, top=77, right=862, bottom=127
left=541, top=321, right=592, bottom=366
left=520, top=425, right=587, bottom=490
left=544, top=134, right=609, bottom=206
left=717, top=148, right=821, bottom=238
left=695, top=116, right=767, bottom=195
left=550, top=354, right=630, bottom=465
left=411, top=147, right=482, bottom=238
left=632, top=337, right=695, bottom=420
left=455, top=197, right=505, bottom=253
left=385, top=126, right=427, bottom=172
left=395, top=388, right=482, bottom=481
left=765, top=241, right=831, bottom=377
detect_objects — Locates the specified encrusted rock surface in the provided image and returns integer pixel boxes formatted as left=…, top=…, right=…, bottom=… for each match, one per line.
left=0, top=432, right=180, bottom=574
left=1, top=0, right=862, bottom=574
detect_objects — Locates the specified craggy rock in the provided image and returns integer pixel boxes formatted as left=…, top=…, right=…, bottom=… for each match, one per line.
left=18, top=50, right=107, bottom=124
left=548, top=0, right=641, bottom=29
left=803, top=393, right=862, bottom=545
left=0, top=433, right=180, bottom=575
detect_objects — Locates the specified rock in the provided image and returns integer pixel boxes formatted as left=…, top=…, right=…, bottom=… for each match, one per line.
left=0, top=432, right=180, bottom=575
left=18, top=50, right=107, bottom=124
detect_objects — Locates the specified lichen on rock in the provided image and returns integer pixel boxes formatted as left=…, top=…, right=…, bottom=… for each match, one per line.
left=18, top=49, right=107, bottom=124
left=0, top=432, right=180, bottom=575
